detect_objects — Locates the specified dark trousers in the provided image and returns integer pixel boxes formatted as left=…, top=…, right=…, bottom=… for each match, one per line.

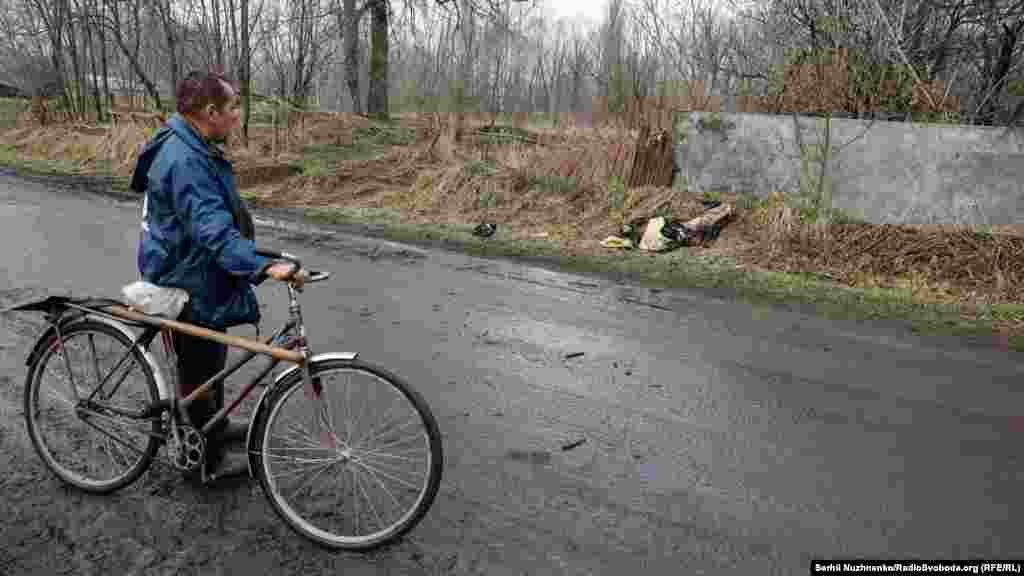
left=172, top=302, right=228, bottom=438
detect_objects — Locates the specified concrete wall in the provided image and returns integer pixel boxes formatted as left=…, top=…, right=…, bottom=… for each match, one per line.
left=675, top=111, right=1024, bottom=227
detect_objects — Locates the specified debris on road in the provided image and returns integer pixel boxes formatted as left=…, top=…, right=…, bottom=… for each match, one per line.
left=505, top=449, right=552, bottom=465
left=564, top=352, right=585, bottom=360
left=561, top=438, right=587, bottom=452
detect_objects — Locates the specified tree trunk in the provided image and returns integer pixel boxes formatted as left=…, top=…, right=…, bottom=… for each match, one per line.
left=341, top=0, right=362, bottom=114
left=86, top=0, right=104, bottom=121
left=99, top=0, right=112, bottom=109
left=157, top=0, right=179, bottom=98
left=980, top=21, right=1022, bottom=125
left=212, top=0, right=225, bottom=72
left=367, top=0, right=388, bottom=119
left=454, top=3, right=474, bottom=140
left=241, top=0, right=251, bottom=143
left=227, top=0, right=239, bottom=77
left=104, top=0, right=163, bottom=111
left=292, top=0, right=310, bottom=106
left=67, top=7, right=83, bottom=118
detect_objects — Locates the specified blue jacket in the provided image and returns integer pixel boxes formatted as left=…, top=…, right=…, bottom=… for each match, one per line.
left=131, top=114, right=271, bottom=329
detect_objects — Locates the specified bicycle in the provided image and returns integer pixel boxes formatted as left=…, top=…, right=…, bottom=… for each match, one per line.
left=2, top=248, right=444, bottom=551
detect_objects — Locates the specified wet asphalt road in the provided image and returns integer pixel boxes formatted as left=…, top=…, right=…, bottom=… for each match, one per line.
left=0, top=174, right=1023, bottom=574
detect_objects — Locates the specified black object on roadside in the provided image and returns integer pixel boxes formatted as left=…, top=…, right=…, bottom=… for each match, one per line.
left=564, top=352, right=585, bottom=360
left=700, top=199, right=722, bottom=209
left=659, top=219, right=694, bottom=245
left=473, top=223, right=496, bottom=238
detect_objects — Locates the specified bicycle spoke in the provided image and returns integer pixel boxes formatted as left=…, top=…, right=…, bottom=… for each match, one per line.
left=352, top=448, right=427, bottom=466
left=346, top=371, right=355, bottom=447
left=354, top=392, right=406, bottom=450
left=271, top=426, right=323, bottom=450
left=42, top=358, right=78, bottom=406
left=43, top=387, right=76, bottom=409
left=357, top=430, right=425, bottom=456
left=78, top=414, right=148, bottom=459
left=102, top=435, right=129, bottom=471
left=88, top=334, right=103, bottom=397
left=353, top=466, right=386, bottom=532
left=353, top=453, right=405, bottom=513
left=349, top=456, right=423, bottom=492
left=322, top=382, right=340, bottom=444
left=57, top=338, right=80, bottom=403
left=268, top=460, right=336, bottom=482
left=264, top=451, right=340, bottom=466
left=354, top=412, right=419, bottom=451
left=77, top=405, right=154, bottom=435
left=284, top=459, right=336, bottom=502
left=352, top=462, right=360, bottom=535
left=272, top=427, right=317, bottom=448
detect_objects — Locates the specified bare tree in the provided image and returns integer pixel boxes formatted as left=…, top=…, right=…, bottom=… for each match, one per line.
left=367, top=0, right=388, bottom=118
left=101, top=0, right=162, bottom=109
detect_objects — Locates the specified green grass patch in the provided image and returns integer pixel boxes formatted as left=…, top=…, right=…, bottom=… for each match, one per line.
left=463, top=159, right=498, bottom=177
left=299, top=205, right=1024, bottom=350
left=353, top=121, right=416, bottom=147
left=474, top=125, right=536, bottom=144
left=607, top=176, right=626, bottom=211
left=527, top=174, right=577, bottom=195
left=299, top=119, right=417, bottom=170
left=0, top=144, right=15, bottom=164
left=301, top=157, right=325, bottom=177
left=701, top=190, right=722, bottom=203
left=0, top=97, right=28, bottom=130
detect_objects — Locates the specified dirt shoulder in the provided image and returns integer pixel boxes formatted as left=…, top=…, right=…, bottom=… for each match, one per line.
left=3, top=114, right=1023, bottom=350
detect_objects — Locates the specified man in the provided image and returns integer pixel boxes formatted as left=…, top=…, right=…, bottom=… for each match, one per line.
left=130, top=71, right=296, bottom=480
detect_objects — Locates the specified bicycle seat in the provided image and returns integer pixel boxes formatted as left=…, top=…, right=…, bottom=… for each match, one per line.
left=121, top=281, right=189, bottom=318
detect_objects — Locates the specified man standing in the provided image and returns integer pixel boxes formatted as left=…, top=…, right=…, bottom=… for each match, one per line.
left=130, top=71, right=295, bottom=480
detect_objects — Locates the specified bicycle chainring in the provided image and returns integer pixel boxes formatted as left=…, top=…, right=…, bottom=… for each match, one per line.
left=167, top=425, right=205, bottom=472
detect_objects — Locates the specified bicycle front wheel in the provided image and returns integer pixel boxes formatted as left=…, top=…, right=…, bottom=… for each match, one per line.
left=24, top=320, right=162, bottom=494
left=250, top=358, right=443, bottom=551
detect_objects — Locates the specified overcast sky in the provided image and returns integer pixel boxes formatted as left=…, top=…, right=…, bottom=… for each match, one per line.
left=546, top=0, right=606, bottom=24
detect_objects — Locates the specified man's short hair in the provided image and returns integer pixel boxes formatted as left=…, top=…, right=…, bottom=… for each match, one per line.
left=176, top=71, right=236, bottom=116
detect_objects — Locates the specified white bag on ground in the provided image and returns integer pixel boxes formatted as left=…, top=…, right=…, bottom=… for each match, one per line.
left=121, top=281, right=190, bottom=318
left=639, top=217, right=671, bottom=252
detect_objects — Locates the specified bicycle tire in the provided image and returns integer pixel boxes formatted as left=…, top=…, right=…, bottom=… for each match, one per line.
left=24, top=319, right=162, bottom=494
left=249, top=358, right=443, bottom=551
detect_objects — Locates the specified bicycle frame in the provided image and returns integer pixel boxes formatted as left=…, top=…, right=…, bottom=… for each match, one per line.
left=58, top=280, right=313, bottom=440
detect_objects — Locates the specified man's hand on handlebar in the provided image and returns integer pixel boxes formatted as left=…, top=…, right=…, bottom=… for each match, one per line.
left=266, top=262, right=305, bottom=289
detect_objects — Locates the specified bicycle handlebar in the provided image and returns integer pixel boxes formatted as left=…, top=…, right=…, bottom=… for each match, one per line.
left=256, top=248, right=330, bottom=285
left=255, top=248, right=299, bottom=264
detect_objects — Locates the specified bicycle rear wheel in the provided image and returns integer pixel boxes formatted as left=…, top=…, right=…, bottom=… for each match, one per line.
left=24, top=320, right=163, bottom=494
left=250, top=358, right=443, bottom=551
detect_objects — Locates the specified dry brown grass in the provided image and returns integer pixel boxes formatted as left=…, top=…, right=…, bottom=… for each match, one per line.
left=741, top=193, right=1024, bottom=305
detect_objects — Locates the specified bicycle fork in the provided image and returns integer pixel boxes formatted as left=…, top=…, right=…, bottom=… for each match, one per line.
left=287, top=283, right=335, bottom=450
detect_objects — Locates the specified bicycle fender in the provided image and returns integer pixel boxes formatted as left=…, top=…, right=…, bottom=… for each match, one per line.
left=24, top=310, right=89, bottom=368
left=246, top=352, right=359, bottom=477
left=24, top=313, right=173, bottom=401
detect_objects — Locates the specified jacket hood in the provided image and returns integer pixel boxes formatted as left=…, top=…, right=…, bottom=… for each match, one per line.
left=129, top=123, right=173, bottom=194
left=165, top=114, right=211, bottom=157
left=128, top=114, right=224, bottom=194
